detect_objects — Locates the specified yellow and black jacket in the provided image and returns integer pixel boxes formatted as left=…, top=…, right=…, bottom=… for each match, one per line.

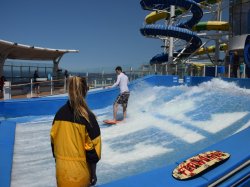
left=50, top=101, right=101, bottom=187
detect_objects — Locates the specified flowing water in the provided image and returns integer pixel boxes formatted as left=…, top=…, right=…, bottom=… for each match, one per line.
left=10, top=79, right=250, bottom=186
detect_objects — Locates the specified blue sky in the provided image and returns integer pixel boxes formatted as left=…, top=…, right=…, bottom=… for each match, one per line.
left=1, top=0, right=229, bottom=73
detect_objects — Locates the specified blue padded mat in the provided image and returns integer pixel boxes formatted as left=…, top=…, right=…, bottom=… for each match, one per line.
left=0, top=121, right=16, bottom=187
left=100, top=127, right=250, bottom=187
left=197, top=127, right=250, bottom=185
left=218, top=164, right=250, bottom=187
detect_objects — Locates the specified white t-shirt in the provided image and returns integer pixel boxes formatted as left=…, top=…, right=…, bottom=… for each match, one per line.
left=112, top=72, right=129, bottom=93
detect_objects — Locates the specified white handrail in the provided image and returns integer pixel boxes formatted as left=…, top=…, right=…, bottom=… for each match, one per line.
left=30, top=79, right=33, bottom=98
left=208, top=159, right=250, bottom=187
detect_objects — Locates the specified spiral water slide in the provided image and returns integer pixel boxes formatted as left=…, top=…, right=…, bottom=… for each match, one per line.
left=140, top=0, right=228, bottom=65
left=193, top=21, right=228, bottom=55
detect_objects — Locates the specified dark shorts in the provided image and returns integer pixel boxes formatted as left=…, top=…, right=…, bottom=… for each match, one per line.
left=114, top=91, right=130, bottom=108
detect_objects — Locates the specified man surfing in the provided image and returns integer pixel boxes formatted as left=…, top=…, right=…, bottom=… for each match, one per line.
left=104, top=66, right=130, bottom=124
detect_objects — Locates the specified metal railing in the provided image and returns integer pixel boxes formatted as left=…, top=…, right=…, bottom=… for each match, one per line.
left=1, top=78, right=66, bottom=100
left=1, top=65, right=248, bottom=100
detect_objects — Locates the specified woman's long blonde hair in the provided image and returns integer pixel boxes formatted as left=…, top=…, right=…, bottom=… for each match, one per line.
left=68, top=76, right=90, bottom=121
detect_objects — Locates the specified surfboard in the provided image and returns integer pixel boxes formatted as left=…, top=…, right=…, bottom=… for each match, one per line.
left=172, top=150, right=230, bottom=180
left=103, top=120, right=121, bottom=125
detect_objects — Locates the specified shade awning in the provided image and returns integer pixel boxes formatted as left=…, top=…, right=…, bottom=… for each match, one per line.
left=0, top=39, right=79, bottom=61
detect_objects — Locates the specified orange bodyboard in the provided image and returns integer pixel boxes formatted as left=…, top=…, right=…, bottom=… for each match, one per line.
left=103, top=120, right=121, bottom=125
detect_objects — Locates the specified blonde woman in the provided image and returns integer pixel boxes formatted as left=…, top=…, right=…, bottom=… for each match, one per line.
left=50, top=76, right=101, bottom=187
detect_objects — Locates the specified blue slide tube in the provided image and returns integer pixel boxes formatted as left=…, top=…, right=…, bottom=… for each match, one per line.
left=140, top=0, right=204, bottom=64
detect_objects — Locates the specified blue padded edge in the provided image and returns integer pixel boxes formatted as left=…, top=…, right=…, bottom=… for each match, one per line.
left=100, top=127, right=250, bottom=187
left=0, top=121, right=16, bottom=187
left=218, top=165, right=250, bottom=187
left=175, top=127, right=250, bottom=185
left=237, top=177, right=250, bottom=187
left=200, top=127, right=250, bottom=185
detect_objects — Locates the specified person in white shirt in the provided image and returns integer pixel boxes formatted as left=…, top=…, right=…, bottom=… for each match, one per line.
left=107, top=66, right=130, bottom=122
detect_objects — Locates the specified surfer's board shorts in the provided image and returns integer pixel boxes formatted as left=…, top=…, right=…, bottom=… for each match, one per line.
left=114, top=91, right=130, bottom=109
